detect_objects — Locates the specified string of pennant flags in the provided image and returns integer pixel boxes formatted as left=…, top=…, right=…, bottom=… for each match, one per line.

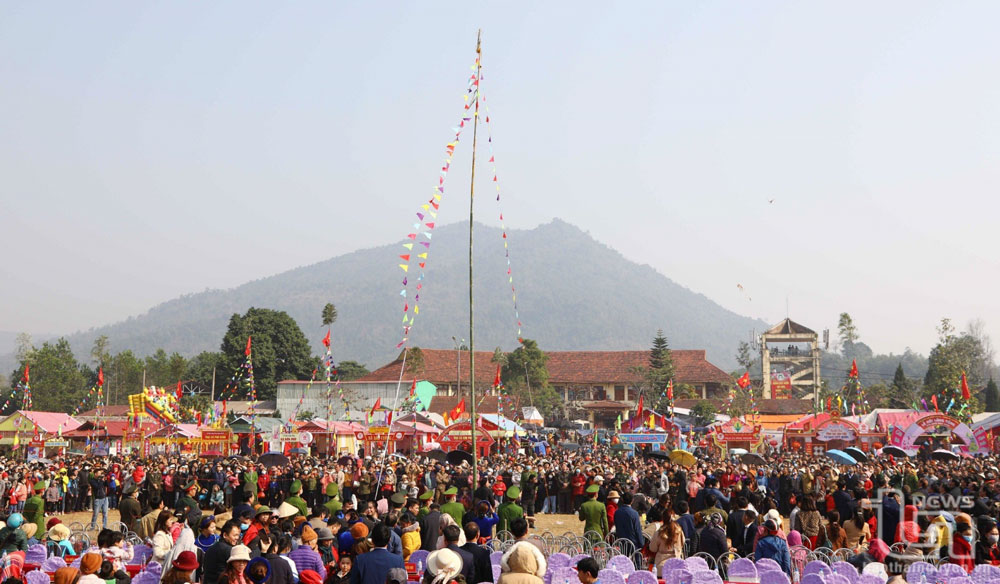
left=395, top=57, right=480, bottom=350
left=480, top=86, right=523, bottom=343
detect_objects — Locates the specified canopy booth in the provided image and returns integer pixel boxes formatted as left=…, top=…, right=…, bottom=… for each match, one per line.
left=889, top=413, right=992, bottom=455
left=437, top=419, right=498, bottom=457
left=783, top=411, right=885, bottom=454
left=710, top=417, right=764, bottom=454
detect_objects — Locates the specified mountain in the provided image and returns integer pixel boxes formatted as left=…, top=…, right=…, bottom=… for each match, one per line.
left=3, top=220, right=767, bottom=372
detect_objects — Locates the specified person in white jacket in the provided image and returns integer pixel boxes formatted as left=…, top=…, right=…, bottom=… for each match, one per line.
left=163, top=510, right=200, bottom=581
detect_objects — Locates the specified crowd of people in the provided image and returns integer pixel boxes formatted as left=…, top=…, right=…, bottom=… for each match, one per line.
left=0, top=443, right=993, bottom=584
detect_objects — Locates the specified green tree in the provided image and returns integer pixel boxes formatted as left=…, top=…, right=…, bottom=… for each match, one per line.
left=107, top=350, right=146, bottom=404
left=8, top=338, right=89, bottom=413
left=334, top=361, right=369, bottom=381
left=491, top=347, right=508, bottom=367
left=838, top=312, right=859, bottom=353
left=297, top=409, right=316, bottom=421
left=925, top=318, right=988, bottom=396
left=888, top=363, right=920, bottom=409
left=984, top=378, right=1000, bottom=412
left=648, top=330, right=675, bottom=411
left=690, top=401, right=717, bottom=427
left=322, top=303, right=338, bottom=327
left=736, top=341, right=755, bottom=371
left=184, top=351, right=223, bottom=390
left=178, top=395, right=213, bottom=422
left=405, top=347, right=425, bottom=377
left=91, top=335, right=111, bottom=367
left=502, top=339, right=559, bottom=417
left=218, top=307, right=317, bottom=400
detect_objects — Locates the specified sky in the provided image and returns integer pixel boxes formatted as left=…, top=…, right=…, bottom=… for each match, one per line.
left=1, top=1, right=999, bottom=358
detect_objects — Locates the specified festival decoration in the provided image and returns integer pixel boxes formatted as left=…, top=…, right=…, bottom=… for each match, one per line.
left=480, top=85, right=523, bottom=342
left=394, top=57, right=481, bottom=350
left=842, top=358, right=868, bottom=415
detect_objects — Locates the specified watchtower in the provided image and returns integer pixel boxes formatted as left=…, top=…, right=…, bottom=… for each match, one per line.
left=760, top=318, right=822, bottom=408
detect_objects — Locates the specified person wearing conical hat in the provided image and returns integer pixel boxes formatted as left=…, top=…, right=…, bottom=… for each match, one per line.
left=22, top=480, right=46, bottom=540
left=286, top=479, right=308, bottom=518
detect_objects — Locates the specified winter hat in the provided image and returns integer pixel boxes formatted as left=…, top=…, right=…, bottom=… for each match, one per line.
left=349, top=523, right=369, bottom=540
left=228, top=545, right=252, bottom=563
left=172, top=551, right=199, bottom=572
left=300, top=524, right=318, bottom=543
left=80, top=553, right=102, bottom=575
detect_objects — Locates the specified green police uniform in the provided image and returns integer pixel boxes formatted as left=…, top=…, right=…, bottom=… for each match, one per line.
left=440, top=487, right=464, bottom=526
left=497, top=486, right=524, bottom=534
left=578, top=485, right=608, bottom=540
left=323, top=483, right=342, bottom=516
left=242, top=470, right=258, bottom=498
left=417, top=490, right=433, bottom=520
left=22, top=482, right=45, bottom=538
left=176, top=482, right=200, bottom=515
left=286, top=480, right=309, bottom=517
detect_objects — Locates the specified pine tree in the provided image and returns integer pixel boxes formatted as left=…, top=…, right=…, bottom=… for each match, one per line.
left=985, top=378, right=1000, bottom=412
left=648, top=330, right=674, bottom=411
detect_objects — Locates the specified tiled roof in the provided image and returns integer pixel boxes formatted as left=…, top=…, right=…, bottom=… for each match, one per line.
left=358, top=349, right=732, bottom=386
left=581, top=400, right=632, bottom=410
left=765, top=318, right=816, bottom=336
left=674, top=399, right=813, bottom=415
left=427, top=395, right=504, bottom=415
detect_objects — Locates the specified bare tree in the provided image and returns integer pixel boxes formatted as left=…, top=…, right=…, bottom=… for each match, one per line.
left=967, top=318, right=999, bottom=381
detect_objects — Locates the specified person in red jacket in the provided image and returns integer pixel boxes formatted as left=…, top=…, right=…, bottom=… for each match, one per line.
left=951, top=522, right=975, bottom=574
left=571, top=471, right=586, bottom=511
left=606, top=491, right=619, bottom=531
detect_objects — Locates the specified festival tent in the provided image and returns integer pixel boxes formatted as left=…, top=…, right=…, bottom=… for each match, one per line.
left=298, top=419, right=367, bottom=455
left=480, top=414, right=526, bottom=437
left=0, top=411, right=82, bottom=445
left=521, top=407, right=544, bottom=426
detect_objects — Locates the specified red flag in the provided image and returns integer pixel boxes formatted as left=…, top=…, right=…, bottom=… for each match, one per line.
left=245, top=336, right=252, bottom=357
left=737, top=372, right=751, bottom=389
left=667, top=380, right=674, bottom=400
left=637, top=393, right=644, bottom=418
left=322, top=329, right=331, bottom=349
left=931, top=395, right=939, bottom=412
left=387, top=411, right=393, bottom=426
left=449, top=398, right=466, bottom=422
left=827, top=397, right=832, bottom=411
left=962, top=372, right=971, bottom=400
left=176, top=380, right=183, bottom=401
left=409, top=380, right=416, bottom=397
left=369, top=397, right=381, bottom=418
left=22, top=364, right=29, bottom=385
left=97, top=367, right=104, bottom=387
left=493, top=364, right=502, bottom=388
left=849, top=359, right=859, bottom=378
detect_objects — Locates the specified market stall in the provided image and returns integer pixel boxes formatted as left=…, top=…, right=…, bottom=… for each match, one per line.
left=710, top=417, right=764, bottom=454
left=783, top=411, right=885, bottom=455
left=889, top=413, right=992, bottom=455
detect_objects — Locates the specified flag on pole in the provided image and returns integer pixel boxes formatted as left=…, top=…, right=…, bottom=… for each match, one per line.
left=667, top=380, right=674, bottom=400
left=737, top=372, right=751, bottom=389
left=409, top=380, right=416, bottom=397
left=962, top=372, right=971, bottom=400
left=849, top=359, right=859, bottom=378
left=97, top=367, right=104, bottom=387
left=245, top=336, right=252, bottom=357
left=931, top=395, right=939, bottom=412
left=176, top=380, right=183, bottom=401
left=322, top=329, right=331, bottom=348
left=493, top=364, right=502, bottom=388
left=369, top=397, right=381, bottom=419
left=22, top=364, right=29, bottom=384
left=637, top=392, right=644, bottom=418
left=449, top=398, right=466, bottom=422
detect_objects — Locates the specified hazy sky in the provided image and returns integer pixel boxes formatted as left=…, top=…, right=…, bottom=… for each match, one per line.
left=2, top=2, right=999, bottom=357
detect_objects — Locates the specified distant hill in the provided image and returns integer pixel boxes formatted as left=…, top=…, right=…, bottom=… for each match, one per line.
left=3, top=220, right=768, bottom=372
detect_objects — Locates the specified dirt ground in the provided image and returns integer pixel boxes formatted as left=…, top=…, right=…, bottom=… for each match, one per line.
left=54, top=509, right=124, bottom=535
left=530, top=512, right=585, bottom=536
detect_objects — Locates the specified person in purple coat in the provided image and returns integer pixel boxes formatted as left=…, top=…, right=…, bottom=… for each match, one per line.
left=288, top=525, right=327, bottom=579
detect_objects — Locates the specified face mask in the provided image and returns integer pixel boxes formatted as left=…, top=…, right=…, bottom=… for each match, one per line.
left=989, top=535, right=999, bottom=545
left=240, top=523, right=249, bottom=532
left=963, top=535, right=973, bottom=543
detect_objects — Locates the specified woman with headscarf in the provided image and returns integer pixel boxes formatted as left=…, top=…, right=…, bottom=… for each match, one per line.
left=435, top=513, right=466, bottom=549
left=786, top=530, right=804, bottom=549
left=498, top=541, right=545, bottom=584
left=54, top=567, right=81, bottom=584
left=896, top=504, right=920, bottom=544
left=696, top=513, right=728, bottom=558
